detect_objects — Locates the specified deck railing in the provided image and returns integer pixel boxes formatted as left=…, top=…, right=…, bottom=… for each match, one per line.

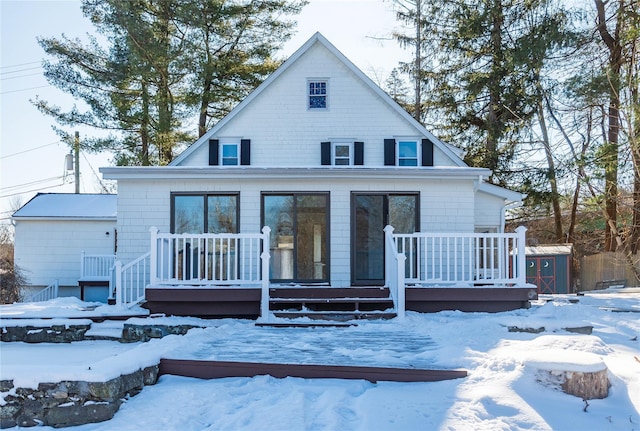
left=386, top=226, right=528, bottom=287
left=80, top=252, right=116, bottom=281
left=150, top=227, right=271, bottom=287
left=109, top=227, right=271, bottom=311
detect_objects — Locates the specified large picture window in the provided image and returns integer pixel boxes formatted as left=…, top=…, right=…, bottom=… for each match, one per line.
left=172, top=193, right=239, bottom=234
left=262, top=193, right=329, bottom=282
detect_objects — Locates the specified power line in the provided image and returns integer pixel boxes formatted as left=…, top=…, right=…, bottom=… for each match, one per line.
left=81, top=151, right=110, bottom=193
left=0, top=61, right=41, bottom=69
left=1, top=72, right=44, bottom=81
left=0, top=66, right=42, bottom=75
left=0, top=180, right=66, bottom=199
left=0, top=175, right=66, bottom=193
left=1, top=141, right=61, bottom=159
left=0, top=85, right=50, bottom=95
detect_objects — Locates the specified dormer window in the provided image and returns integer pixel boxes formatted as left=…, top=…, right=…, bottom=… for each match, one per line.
left=222, top=142, right=239, bottom=165
left=398, top=140, right=418, bottom=166
left=308, top=80, right=327, bottom=109
left=334, top=143, right=351, bottom=165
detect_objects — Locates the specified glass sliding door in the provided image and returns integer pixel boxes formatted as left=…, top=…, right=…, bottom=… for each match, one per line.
left=352, top=193, right=418, bottom=285
left=263, top=193, right=329, bottom=282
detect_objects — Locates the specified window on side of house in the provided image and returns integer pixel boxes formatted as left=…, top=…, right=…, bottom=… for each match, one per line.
left=172, top=193, right=239, bottom=234
left=308, top=80, right=327, bottom=109
left=398, top=140, right=418, bottom=166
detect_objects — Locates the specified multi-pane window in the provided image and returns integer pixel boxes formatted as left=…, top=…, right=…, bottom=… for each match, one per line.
left=221, top=143, right=239, bottom=166
left=308, top=80, right=327, bottom=109
left=172, top=193, right=238, bottom=234
left=398, top=141, right=418, bottom=166
left=334, top=143, right=351, bottom=165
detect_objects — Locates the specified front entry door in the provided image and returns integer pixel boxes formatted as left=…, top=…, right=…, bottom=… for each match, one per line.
left=352, top=193, right=418, bottom=285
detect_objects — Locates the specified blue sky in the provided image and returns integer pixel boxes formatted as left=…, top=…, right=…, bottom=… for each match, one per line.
left=0, top=0, right=408, bottom=221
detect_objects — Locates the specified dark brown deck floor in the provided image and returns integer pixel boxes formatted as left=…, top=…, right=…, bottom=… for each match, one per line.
left=159, top=358, right=467, bottom=383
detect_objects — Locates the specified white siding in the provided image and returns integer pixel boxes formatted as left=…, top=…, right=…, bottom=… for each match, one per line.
left=475, top=191, right=505, bottom=230
left=180, top=42, right=457, bottom=168
left=14, top=219, right=116, bottom=288
left=115, top=176, right=478, bottom=287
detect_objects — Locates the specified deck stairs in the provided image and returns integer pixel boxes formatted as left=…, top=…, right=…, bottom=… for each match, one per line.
left=268, top=287, right=396, bottom=321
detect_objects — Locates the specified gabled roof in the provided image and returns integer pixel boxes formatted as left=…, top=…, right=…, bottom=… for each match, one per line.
left=12, top=193, right=117, bottom=220
left=171, top=32, right=466, bottom=167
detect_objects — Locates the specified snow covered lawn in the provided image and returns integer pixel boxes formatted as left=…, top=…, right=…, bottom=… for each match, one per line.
left=1, top=291, right=639, bottom=430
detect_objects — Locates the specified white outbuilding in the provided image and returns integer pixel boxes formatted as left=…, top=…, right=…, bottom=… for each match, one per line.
left=12, top=193, right=116, bottom=302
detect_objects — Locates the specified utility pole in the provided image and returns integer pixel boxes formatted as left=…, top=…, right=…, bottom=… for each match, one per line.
left=74, top=131, right=80, bottom=194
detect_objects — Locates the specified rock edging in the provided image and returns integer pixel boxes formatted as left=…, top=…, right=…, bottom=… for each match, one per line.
left=0, top=365, right=159, bottom=429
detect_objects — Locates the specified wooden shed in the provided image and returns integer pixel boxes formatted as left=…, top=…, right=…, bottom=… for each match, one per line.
left=525, top=245, right=573, bottom=294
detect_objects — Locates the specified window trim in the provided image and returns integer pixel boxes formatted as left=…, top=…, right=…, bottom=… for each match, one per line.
left=307, top=78, right=329, bottom=110
left=171, top=192, right=240, bottom=234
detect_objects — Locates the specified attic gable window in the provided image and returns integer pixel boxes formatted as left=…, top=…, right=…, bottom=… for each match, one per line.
left=308, top=80, right=327, bottom=109
left=398, top=140, right=418, bottom=166
left=222, top=143, right=238, bottom=165
left=334, top=143, right=351, bottom=165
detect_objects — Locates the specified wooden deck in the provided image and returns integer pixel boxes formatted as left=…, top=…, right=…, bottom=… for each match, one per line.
left=143, top=285, right=537, bottom=318
left=144, top=287, right=262, bottom=318
left=159, top=358, right=467, bottom=383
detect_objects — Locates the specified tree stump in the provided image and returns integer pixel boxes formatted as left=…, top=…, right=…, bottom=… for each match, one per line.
left=526, top=349, right=609, bottom=399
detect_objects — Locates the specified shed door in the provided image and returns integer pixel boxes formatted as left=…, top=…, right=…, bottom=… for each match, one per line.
left=526, top=257, right=556, bottom=294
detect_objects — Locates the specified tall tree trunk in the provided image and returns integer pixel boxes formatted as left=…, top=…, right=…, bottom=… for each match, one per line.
left=141, top=79, right=150, bottom=166
left=413, top=0, right=422, bottom=123
left=486, top=0, right=504, bottom=176
left=537, top=98, right=563, bottom=242
left=156, top=1, right=173, bottom=165
left=595, top=0, right=623, bottom=252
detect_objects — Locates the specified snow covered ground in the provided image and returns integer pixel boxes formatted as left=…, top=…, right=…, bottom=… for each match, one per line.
left=1, top=291, right=639, bottom=431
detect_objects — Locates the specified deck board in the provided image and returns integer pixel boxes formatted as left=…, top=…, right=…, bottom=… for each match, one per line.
left=159, top=358, right=467, bottom=383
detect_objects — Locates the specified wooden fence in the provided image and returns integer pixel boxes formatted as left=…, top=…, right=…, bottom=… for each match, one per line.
left=580, top=252, right=639, bottom=291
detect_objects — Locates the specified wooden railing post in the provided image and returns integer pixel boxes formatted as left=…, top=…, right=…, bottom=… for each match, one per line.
left=383, top=225, right=395, bottom=288
left=515, top=226, right=527, bottom=285
left=260, top=226, right=271, bottom=321
left=150, top=226, right=159, bottom=285
left=396, top=254, right=406, bottom=319
left=114, top=260, right=123, bottom=307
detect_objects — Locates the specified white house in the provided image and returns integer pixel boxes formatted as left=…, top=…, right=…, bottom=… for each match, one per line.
left=97, top=33, right=535, bottom=319
left=12, top=193, right=116, bottom=302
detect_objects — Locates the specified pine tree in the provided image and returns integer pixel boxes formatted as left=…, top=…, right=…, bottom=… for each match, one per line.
left=33, top=0, right=305, bottom=165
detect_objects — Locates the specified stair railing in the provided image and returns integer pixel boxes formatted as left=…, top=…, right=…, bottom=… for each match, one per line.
left=23, top=280, right=59, bottom=303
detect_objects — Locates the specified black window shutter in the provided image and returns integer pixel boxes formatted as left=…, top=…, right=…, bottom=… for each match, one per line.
left=354, top=141, right=364, bottom=165
left=321, top=141, right=331, bottom=165
left=240, top=139, right=251, bottom=165
left=422, top=138, right=434, bottom=166
left=384, top=139, right=396, bottom=166
left=209, top=139, right=219, bottom=166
